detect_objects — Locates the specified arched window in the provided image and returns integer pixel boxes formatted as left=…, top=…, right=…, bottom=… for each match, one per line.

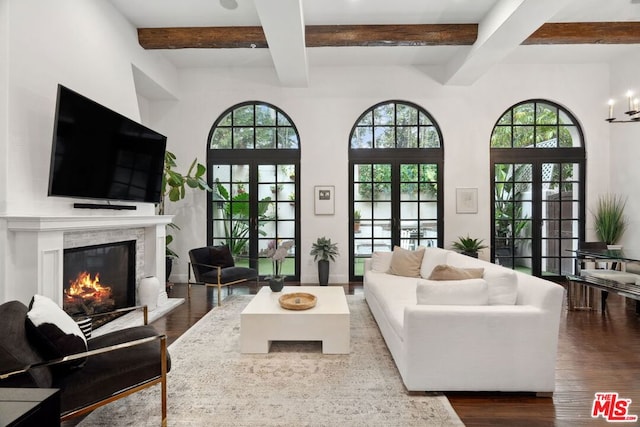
left=490, top=99, right=585, bottom=278
left=349, top=100, right=444, bottom=280
left=207, top=102, right=300, bottom=282
left=209, top=102, right=299, bottom=149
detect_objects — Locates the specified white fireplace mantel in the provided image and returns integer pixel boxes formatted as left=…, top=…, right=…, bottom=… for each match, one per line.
left=5, top=215, right=173, bottom=306
left=6, top=215, right=173, bottom=232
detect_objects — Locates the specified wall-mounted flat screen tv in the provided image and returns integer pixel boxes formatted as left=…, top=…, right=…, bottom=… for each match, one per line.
left=48, top=84, right=167, bottom=204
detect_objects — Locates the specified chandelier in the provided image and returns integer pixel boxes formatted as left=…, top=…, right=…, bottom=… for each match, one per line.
left=606, top=91, right=640, bottom=123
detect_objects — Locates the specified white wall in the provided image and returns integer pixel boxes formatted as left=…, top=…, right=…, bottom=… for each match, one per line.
left=609, top=50, right=640, bottom=253
left=0, top=0, right=9, bottom=297
left=150, top=63, right=611, bottom=284
left=3, top=0, right=177, bottom=217
left=0, top=0, right=177, bottom=301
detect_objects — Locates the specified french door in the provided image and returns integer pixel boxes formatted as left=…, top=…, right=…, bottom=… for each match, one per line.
left=492, top=156, right=584, bottom=278
left=209, top=161, right=299, bottom=280
left=350, top=159, right=443, bottom=280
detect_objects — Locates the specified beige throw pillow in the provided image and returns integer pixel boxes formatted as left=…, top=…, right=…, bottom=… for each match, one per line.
left=428, top=264, right=484, bottom=281
left=370, top=251, right=393, bottom=273
left=388, top=246, right=425, bottom=277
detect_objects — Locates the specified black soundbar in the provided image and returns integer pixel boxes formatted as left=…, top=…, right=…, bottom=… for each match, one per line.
left=73, top=203, right=137, bottom=211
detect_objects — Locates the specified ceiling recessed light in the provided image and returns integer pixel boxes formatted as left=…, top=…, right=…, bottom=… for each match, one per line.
left=220, top=0, right=238, bottom=10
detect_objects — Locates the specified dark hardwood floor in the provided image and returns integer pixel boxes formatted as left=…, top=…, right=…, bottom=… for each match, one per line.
left=153, top=282, right=640, bottom=427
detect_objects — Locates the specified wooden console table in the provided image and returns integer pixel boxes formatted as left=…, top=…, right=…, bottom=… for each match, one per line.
left=567, top=248, right=640, bottom=314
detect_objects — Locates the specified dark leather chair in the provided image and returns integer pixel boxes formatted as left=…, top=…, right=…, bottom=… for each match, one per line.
left=188, top=245, right=258, bottom=305
left=0, top=301, right=170, bottom=424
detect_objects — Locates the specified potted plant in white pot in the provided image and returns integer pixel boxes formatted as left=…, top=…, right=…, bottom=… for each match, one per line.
left=160, top=151, right=212, bottom=284
left=592, top=194, right=628, bottom=249
left=309, top=237, right=339, bottom=286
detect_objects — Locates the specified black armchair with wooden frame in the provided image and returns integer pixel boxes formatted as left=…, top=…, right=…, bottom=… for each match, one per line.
left=188, top=245, right=259, bottom=306
left=0, top=301, right=170, bottom=425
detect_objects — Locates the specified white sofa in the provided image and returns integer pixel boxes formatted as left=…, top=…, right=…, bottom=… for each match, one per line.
left=363, top=246, right=565, bottom=394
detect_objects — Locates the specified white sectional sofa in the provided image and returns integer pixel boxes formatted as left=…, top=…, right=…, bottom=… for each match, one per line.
left=363, top=246, right=565, bottom=394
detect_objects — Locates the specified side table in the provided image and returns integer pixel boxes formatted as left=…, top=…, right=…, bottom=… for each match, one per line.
left=0, top=388, right=60, bottom=427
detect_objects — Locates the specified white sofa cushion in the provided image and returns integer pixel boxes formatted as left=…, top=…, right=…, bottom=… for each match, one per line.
left=370, top=251, right=393, bottom=273
left=482, top=266, right=518, bottom=305
left=416, top=278, right=489, bottom=305
left=419, top=247, right=450, bottom=278
left=365, top=271, right=417, bottom=340
left=389, top=246, right=425, bottom=277
left=443, top=252, right=518, bottom=305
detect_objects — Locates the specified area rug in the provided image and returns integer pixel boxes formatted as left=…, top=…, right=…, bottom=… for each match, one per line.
left=78, top=294, right=465, bottom=426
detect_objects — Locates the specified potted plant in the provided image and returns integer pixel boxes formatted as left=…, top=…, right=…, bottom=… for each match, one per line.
left=264, top=240, right=294, bottom=292
left=353, top=209, right=361, bottom=233
left=161, top=151, right=213, bottom=281
left=592, top=194, right=628, bottom=249
left=309, top=237, right=339, bottom=285
left=451, top=235, right=488, bottom=258
left=270, top=184, right=283, bottom=194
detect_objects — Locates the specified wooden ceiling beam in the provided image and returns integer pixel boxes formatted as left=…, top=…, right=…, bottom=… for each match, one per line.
left=137, top=22, right=640, bottom=50
left=138, top=27, right=268, bottom=49
left=138, top=24, right=478, bottom=49
left=524, top=22, right=640, bottom=45
left=305, top=24, right=478, bottom=47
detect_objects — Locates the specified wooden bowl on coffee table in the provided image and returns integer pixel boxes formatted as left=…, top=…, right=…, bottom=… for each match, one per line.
left=279, top=292, right=317, bottom=310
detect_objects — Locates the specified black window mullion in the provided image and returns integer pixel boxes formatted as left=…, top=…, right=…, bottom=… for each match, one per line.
left=530, top=162, right=543, bottom=276
left=391, top=161, right=401, bottom=248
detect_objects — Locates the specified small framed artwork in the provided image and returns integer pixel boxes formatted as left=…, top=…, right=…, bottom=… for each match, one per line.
left=456, top=188, right=478, bottom=214
left=314, top=185, right=335, bottom=215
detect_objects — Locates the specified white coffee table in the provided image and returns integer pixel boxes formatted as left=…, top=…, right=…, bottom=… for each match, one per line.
left=240, top=286, right=350, bottom=354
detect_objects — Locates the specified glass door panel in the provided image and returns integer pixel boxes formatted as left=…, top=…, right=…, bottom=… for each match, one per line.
left=494, top=161, right=581, bottom=277
left=211, top=164, right=251, bottom=259
left=400, top=163, right=438, bottom=249
left=541, top=162, right=580, bottom=276
left=353, top=163, right=393, bottom=276
left=257, top=163, right=296, bottom=278
left=494, top=163, right=532, bottom=271
left=211, top=162, right=297, bottom=278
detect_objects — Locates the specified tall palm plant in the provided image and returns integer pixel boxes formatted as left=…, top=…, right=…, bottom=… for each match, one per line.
left=214, top=180, right=272, bottom=256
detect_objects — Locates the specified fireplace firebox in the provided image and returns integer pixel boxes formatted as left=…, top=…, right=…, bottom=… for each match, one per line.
left=63, top=240, right=136, bottom=321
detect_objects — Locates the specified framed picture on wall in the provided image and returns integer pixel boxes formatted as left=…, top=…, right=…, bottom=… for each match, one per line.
left=456, top=188, right=478, bottom=214
left=314, top=185, right=335, bottom=215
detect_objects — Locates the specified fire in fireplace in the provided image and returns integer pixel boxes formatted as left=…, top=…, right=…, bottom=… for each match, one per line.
left=65, top=271, right=114, bottom=311
left=63, top=240, right=136, bottom=323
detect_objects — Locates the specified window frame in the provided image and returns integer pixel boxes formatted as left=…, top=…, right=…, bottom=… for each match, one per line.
left=490, top=99, right=586, bottom=279
left=349, top=100, right=444, bottom=281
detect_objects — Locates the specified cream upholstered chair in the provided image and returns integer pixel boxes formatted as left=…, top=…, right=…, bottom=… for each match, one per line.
left=188, top=245, right=258, bottom=305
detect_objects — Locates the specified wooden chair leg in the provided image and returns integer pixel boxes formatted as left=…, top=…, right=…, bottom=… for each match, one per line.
left=217, top=284, right=222, bottom=306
